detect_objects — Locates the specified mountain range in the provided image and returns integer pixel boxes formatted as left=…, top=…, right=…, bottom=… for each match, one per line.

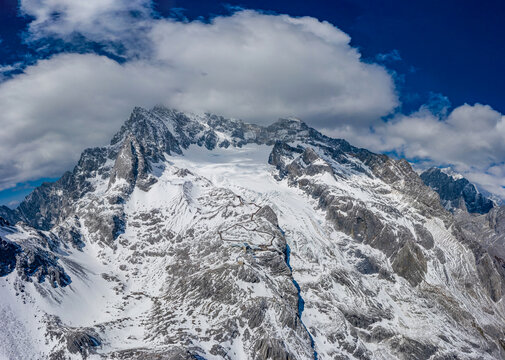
left=1, top=106, right=505, bottom=360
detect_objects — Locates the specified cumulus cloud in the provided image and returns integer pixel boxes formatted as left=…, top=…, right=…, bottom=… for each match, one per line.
left=20, top=0, right=152, bottom=41
left=148, top=11, right=398, bottom=126
left=0, top=8, right=399, bottom=190
left=0, top=53, right=177, bottom=190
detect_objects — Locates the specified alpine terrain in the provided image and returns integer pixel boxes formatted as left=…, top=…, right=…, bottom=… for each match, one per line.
left=1, top=106, right=505, bottom=360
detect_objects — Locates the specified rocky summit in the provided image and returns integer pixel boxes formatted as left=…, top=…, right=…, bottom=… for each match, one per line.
left=420, top=167, right=495, bottom=214
left=1, top=106, right=505, bottom=360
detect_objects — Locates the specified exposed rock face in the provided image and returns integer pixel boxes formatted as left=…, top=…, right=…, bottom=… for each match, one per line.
left=108, top=134, right=156, bottom=193
left=46, top=316, right=102, bottom=359
left=0, top=206, right=20, bottom=225
left=421, top=167, right=494, bottom=214
left=13, top=146, right=110, bottom=231
left=391, top=241, right=427, bottom=286
left=1, top=106, right=505, bottom=359
left=0, top=236, right=20, bottom=276
left=0, top=224, right=71, bottom=287
left=256, top=205, right=279, bottom=227
left=110, top=106, right=182, bottom=161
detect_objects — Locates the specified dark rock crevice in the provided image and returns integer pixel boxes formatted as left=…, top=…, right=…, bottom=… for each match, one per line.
left=283, top=242, right=319, bottom=360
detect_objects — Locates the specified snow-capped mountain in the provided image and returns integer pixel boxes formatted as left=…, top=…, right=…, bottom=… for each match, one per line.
left=420, top=167, right=495, bottom=214
left=1, top=106, right=505, bottom=359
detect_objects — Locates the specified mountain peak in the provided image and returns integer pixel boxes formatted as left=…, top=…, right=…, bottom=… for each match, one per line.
left=420, top=167, right=494, bottom=214
left=269, top=117, right=308, bottom=130
left=110, top=106, right=182, bottom=160
left=439, top=166, right=464, bottom=180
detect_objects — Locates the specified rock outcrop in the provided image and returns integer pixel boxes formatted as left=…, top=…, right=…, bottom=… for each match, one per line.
left=421, top=167, right=494, bottom=214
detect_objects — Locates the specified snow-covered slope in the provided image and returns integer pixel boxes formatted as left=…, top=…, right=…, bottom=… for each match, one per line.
left=1, top=106, right=505, bottom=359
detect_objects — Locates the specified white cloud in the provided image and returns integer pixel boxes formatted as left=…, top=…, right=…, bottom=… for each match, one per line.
left=376, top=49, right=402, bottom=63
left=20, top=0, right=154, bottom=57
left=0, top=9, right=399, bottom=190
left=7, top=200, right=20, bottom=208
left=148, top=11, right=398, bottom=126
left=20, top=0, right=153, bottom=38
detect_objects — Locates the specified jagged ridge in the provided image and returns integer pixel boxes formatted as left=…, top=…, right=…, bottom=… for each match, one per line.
left=1, top=106, right=505, bottom=359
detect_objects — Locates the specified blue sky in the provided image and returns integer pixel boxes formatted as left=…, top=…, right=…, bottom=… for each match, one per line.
left=1, top=0, right=504, bottom=206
